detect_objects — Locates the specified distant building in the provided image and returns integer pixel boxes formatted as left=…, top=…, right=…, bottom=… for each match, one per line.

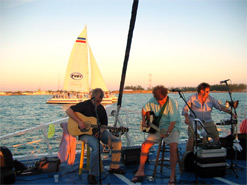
left=0, top=92, right=6, bottom=96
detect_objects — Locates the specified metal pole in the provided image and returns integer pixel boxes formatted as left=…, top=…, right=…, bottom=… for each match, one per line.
left=114, top=0, right=139, bottom=126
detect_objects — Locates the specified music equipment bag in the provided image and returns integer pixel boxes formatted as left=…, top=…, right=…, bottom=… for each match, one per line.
left=0, top=146, right=16, bottom=184
left=35, top=156, right=61, bottom=173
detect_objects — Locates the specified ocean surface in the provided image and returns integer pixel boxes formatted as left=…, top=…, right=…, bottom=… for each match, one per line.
left=0, top=92, right=246, bottom=156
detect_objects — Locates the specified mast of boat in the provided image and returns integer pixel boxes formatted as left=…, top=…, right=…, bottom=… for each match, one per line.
left=114, top=0, right=139, bottom=127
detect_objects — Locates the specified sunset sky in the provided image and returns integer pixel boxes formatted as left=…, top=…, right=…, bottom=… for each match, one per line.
left=0, top=0, right=246, bottom=91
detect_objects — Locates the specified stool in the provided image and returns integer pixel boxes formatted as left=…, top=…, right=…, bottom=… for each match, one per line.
left=79, top=141, right=103, bottom=175
left=152, top=139, right=182, bottom=178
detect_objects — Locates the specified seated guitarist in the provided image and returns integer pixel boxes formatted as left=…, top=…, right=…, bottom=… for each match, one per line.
left=131, top=85, right=182, bottom=185
left=66, top=88, right=125, bottom=185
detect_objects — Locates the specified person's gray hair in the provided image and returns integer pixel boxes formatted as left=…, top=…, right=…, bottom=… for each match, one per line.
left=92, top=88, right=104, bottom=99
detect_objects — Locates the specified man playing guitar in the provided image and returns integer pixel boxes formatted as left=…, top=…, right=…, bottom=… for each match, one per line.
left=66, top=88, right=125, bottom=185
left=131, top=85, right=182, bottom=185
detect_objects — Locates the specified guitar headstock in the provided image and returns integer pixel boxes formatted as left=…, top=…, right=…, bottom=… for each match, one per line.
left=109, top=126, right=129, bottom=133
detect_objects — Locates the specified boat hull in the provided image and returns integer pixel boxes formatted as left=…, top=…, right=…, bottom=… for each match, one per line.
left=46, top=97, right=117, bottom=104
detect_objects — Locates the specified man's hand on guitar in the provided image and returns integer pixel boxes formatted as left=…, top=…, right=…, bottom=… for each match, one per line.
left=94, top=128, right=104, bottom=138
left=160, top=128, right=169, bottom=138
left=78, top=120, right=86, bottom=130
left=94, top=131, right=100, bottom=138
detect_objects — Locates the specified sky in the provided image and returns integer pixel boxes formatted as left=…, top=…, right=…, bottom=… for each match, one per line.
left=0, top=0, right=246, bottom=91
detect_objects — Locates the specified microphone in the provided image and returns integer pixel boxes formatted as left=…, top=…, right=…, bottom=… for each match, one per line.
left=220, top=79, right=230, bottom=84
left=91, top=96, right=95, bottom=100
left=172, top=89, right=182, bottom=92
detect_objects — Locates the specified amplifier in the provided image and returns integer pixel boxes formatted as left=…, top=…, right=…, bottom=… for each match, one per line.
left=195, top=146, right=226, bottom=178
left=121, top=146, right=141, bottom=166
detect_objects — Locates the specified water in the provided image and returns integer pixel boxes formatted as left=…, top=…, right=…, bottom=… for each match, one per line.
left=0, top=93, right=246, bottom=155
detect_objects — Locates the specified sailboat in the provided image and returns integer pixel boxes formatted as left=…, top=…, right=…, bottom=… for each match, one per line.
left=46, top=26, right=117, bottom=104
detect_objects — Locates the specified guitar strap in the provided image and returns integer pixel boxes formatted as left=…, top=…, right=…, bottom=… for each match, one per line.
left=155, top=96, right=169, bottom=125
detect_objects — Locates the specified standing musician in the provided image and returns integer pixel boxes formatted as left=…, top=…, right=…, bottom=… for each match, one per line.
left=131, top=85, right=182, bottom=185
left=66, top=88, right=125, bottom=185
left=182, top=82, right=236, bottom=152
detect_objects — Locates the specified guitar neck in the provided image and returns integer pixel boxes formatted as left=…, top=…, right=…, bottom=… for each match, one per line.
left=149, top=122, right=167, bottom=135
left=149, top=122, right=160, bottom=132
left=91, top=125, right=127, bottom=131
left=91, top=125, right=111, bottom=129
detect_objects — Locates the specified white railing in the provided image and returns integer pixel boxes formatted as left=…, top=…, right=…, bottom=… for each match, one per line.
left=0, top=117, right=68, bottom=140
left=0, top=105, right=141, bottom=160
left=0, top=117, right=69, bottom=160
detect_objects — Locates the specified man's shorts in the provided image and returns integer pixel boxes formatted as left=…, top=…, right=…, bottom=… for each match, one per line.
left=188, top=121, right=219, bottom=139
left=145, top=131, right=180, bottom=144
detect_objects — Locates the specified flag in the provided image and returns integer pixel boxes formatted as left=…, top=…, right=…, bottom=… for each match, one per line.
left=76, top=37, right=86, bottom=43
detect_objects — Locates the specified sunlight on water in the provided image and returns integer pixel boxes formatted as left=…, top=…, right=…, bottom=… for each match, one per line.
left=0, top=92, right=246, bottom=156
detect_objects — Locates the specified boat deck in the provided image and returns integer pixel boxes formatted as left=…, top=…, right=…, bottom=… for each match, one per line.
left=13, top=143, right=246, bottom=185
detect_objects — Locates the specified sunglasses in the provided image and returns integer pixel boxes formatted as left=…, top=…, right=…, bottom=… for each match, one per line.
left=96, top=99, right=102, bottom=103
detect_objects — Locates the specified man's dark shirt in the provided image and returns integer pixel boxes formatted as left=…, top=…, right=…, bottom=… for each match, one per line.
left=70, top=99, right=108, bottom=126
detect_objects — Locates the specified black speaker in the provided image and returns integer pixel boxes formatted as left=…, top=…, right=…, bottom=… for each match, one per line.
left=0, top=168, right=16, bottom=184
left=220, top=133, right=246, bottom=160
left=121, top=146, right=141, bottom=165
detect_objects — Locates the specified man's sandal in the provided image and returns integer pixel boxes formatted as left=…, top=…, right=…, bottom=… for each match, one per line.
left=131, top=175, right=145, bottom=182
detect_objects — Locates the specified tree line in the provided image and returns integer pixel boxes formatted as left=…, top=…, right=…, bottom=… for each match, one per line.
left=125, top=84, right=247, bottom=92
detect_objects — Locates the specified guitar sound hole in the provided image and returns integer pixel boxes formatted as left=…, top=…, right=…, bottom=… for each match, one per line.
left=78, top=126, right=88, bottom=132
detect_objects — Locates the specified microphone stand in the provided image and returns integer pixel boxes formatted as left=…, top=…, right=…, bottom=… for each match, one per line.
left=176, top=91, right=208, bottom=184
left=221, top=81, right=240, bottom=178
left=93, top=99, right=102, bottom=185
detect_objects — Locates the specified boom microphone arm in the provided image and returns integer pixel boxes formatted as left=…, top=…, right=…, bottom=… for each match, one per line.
left=220, top=79, right=242, bottom=178
left=175, top=90, right=198, bottom=183
left=220, top=80, right=237, bottom=115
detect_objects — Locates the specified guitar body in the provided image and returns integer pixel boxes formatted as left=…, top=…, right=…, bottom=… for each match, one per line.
left=67, top=112, right=97, bottom=136
left=140, top=111, right=159, bottom=134
left=67, top=112, right=129, bottom=137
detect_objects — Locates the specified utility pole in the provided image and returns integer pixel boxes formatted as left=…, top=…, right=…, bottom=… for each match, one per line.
left=58, top=74, right=60, bottom=91
left=149, top=73, right=152, bottom=90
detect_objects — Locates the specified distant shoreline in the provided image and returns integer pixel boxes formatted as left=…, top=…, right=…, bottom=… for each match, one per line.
left=0, top=90, right=246, bottom=96
left=112, top=90, right=247, bottom=94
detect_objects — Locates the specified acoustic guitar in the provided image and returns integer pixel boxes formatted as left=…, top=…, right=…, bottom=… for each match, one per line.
left=140, top=111, right=166, bottom=135
left=67, top=112, right=129, bottom=136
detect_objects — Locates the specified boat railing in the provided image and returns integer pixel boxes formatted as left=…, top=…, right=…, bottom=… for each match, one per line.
left=0, top=106, right=144, bottom=161
left=0, top=117, right=68, bottom=140
left=0, top=117, right=69, bottom=160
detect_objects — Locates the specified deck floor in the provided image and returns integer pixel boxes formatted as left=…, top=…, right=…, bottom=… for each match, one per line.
left=13, top=143, right=247, bottom=185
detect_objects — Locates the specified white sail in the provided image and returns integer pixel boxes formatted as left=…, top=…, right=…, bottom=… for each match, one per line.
left=63, top=26, right=89, bottom=92
left=47, top=26, right=117, bottom=104
left=89, top=45, right=109, bottom=92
